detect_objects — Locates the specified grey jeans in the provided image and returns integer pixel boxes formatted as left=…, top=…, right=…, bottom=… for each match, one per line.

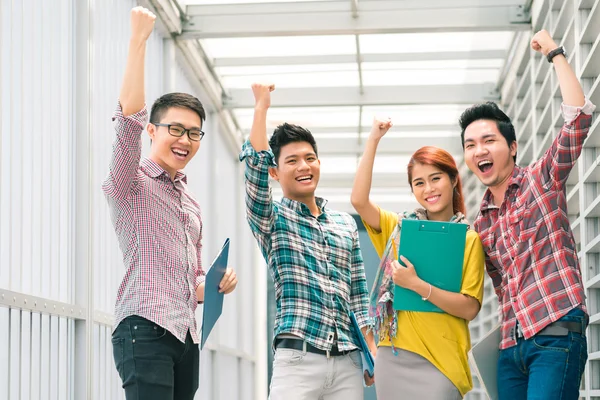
left=375, top=347, right=462, bottom=400
left=269, top=347, right=364, bottom=400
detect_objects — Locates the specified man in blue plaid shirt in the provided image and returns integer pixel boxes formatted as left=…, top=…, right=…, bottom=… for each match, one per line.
left=240, top=83, right=375, bottom=399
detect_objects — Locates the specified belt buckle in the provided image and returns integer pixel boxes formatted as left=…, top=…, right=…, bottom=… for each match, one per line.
left=516, top=324, right=524, bottom=338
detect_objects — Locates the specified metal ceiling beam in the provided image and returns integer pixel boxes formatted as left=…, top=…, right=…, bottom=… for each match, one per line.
left=225, top=84, right=499, bottom=108
left=182, top=0, right=530, bottom=39
left=245, top=125, right=462, bottom=135
left=212, top=50, right=506, bottom=68
left=317, top=172, right=409, bottom=189
left=315, top=137, right=464, bottom=156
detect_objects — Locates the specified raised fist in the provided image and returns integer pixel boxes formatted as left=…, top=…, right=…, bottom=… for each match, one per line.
left=252, top=83, right=275, bottom=109
left=369, top=117, right=393, bottom=139
left=130, top=6, right=156, bottom=43
left=530, top=30, right=558, bottom=56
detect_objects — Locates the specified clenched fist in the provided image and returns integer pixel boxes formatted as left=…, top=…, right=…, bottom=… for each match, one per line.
left=369, top=117, right=393, bottom=140
left=130, top=6, right=156, bottom=43
left=530, top=29, right=558, bottom=56
left=252, top=83, right=275, bottom=110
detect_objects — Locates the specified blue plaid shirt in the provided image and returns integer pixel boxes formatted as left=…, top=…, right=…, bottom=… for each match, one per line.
left=240, top=141, right=369, bottom=351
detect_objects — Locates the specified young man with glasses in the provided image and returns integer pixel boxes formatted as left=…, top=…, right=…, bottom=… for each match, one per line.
left=103, top=7, right=238, bottom=400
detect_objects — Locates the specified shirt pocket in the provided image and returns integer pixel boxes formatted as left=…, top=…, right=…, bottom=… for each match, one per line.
left=325, top=229, right=354, bottom=267
left=508, top=202, right=535, bottom=244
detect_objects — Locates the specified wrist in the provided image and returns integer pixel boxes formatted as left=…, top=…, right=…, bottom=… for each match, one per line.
left=129, top=37, right=147, bottom=49
left=543, top=42, right=559, bottom=56
left=410, top=278, right=427, bottom=294
left=367, top=134, right=382, bottom=143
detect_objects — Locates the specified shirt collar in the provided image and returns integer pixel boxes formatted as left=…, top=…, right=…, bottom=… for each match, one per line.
left=479, top=165, right=523, bottom=211
left=140, top=158, right=187, bottom=183
left=281, top=196, right=328, bottom=216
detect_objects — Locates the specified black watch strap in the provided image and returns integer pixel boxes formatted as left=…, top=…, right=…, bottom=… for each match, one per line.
left=547, top=46, right=566, bottom=63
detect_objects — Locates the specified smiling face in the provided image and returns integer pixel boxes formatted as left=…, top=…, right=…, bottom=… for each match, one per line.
left=269, top=141, right=321, bottom=201
left=410, top=163, right=456, bottom=221
left=147, top=106, right=202, bottom=180
left=463, top=119, right=517, bottom=189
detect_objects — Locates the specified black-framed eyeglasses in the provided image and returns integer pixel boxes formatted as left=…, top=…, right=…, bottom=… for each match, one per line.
left=152, top=123, right=205, bottom=141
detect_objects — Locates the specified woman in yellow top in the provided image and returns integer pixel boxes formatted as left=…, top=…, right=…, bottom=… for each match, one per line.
left=351, top=117, right=485, bottom=399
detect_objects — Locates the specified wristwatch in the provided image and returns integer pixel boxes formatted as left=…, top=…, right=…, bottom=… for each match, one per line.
left=547, top=46, right=567, bottom=63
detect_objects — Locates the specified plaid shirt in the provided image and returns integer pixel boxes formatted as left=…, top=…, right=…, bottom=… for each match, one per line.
left=474, top=100, right=595, bottom=349
left=240, top=141, right=369, bottom=352
left=102, top=104, right=205, bottom=344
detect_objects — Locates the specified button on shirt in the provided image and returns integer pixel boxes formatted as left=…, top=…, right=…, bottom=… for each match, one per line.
left=102, top=104, right=205, bottom=344
left=240, top=141, right=369, bottom=351
left=474, top=100, right=595, bottom=349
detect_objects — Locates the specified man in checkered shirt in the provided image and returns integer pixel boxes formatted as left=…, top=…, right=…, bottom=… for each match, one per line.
left=460, top=29, right=595, bottom=400
left=240, top=83, right=376, bottom=399
left=103, top=7, right=238, bottom=400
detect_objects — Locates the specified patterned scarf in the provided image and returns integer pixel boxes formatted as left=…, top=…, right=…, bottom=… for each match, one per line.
left=367, top=208, right=468, bottom=348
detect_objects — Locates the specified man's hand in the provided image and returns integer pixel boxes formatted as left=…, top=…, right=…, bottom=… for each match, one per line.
left=219, top=268, right=238, bottom=294
left=530, top=29, right=559, bottom=56
left=252, top=83, right=275, bottom=110
left=391, top=256, right=421, bottom=290
left=130, top=6, right=156, bottom=44
left=369, top=117, right=393, bottom=140
left=364, top=371, right=375, bottom=387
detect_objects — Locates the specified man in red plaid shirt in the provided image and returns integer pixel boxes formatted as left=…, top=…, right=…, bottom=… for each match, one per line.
left=460, top=30, right=595, bottom=400
left=104, top=7, right=238, bottom=400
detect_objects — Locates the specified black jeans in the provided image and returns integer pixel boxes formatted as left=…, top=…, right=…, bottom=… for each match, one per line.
left=111, top=315, right=199, bottom=400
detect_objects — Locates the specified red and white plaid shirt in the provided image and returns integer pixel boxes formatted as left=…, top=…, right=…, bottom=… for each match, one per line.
left=102, top=104, right=205, bottom=344
left=474, top=100, right=595, bottom=349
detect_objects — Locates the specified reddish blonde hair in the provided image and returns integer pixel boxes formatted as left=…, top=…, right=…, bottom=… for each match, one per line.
left=407, top=146, right=466, bottom=215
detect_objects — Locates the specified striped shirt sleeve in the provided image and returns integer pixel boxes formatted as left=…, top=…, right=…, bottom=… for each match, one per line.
left=349, top=220, right=369, bottom=328
left=102, top=102, right=148, bottom=200
left=239, top=140, right=276, bottom=241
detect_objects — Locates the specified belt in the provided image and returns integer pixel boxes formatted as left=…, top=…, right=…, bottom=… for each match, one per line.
left=518, top=320, right=583, bottom=338
left=275, top=338, right=355, bottom=358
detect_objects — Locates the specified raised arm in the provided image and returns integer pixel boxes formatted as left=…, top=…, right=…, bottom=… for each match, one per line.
left=531, top=30, right=584, bottom=107
left=350, top=117, right=393, bottom=232
left=102, top=7, right=156, bottom=200
left=240, top=84, right=277, bottom=243
left=249, top=83, right=275, bottom=151
left=120, top=7, right=155, bottom=116
left=531, top=30, right=595, bottom=186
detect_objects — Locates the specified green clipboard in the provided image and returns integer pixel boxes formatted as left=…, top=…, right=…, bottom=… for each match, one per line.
left=393, top=219, right=467, bottom=313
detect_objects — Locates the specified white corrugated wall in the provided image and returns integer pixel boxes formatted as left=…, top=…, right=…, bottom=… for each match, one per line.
left=0, top=0, right=266, bottom=399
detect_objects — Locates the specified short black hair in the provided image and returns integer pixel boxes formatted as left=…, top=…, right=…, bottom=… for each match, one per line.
left=149, top=92, right=206, bottom=125
left=459, top=101, right=517, bottom=162
left=269, top=123, right=318, bottom=164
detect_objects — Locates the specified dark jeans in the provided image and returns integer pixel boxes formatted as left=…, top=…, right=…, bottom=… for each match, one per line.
left=111, top=315, right=199, bottom=400
left=497, top=308, right=588, bottom=400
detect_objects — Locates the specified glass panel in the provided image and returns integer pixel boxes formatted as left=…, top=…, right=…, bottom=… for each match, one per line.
left=360, top=32, right=514, bottom=54
left=216, top=63, right=357, bottom=75
left=233, top=106, right=360, bottom=129
left=319, top=156, right=358, bottom=173
left=373, top=156, right=413, bottom=173
left=362, top=68, right=500, bottom=86
left=182, top=0, right=327, bottom=3
left=361, top=105, right=469, bottom=126
left=362, top=59, right=505, bottom=70
left=383, top=130, right=459, bottom=138
left=201, top=35, right=356, bottom=58
left=221, top=71, right=359, bottom=88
